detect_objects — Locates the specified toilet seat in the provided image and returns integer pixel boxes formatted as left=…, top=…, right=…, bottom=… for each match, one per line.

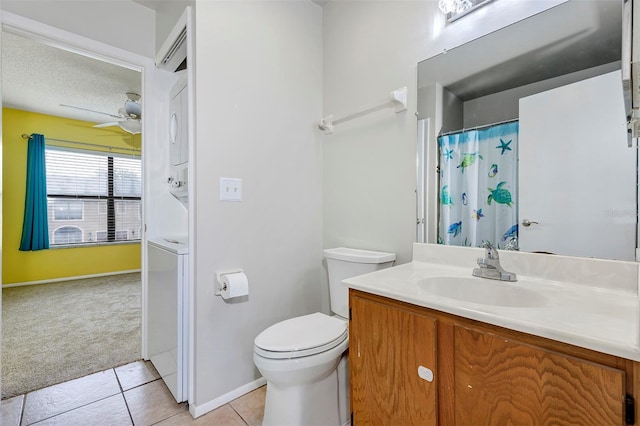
left=254, top=312, right=348, bottom=360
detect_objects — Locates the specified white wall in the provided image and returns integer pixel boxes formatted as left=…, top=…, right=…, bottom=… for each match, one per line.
left=322, top=1, right=433, bottom=264
left=322, top=0, right=567, bottom=264
left=1, top=1, right=155, bottom=58
left=192, top=0, right=323, bottom=410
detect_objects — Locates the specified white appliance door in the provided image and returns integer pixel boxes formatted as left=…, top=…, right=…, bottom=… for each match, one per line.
left=147, top=242, right=187, bottom=402
left=519, top=70, right=636, bottom=260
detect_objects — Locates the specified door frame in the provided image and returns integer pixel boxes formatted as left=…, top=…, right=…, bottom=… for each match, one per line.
left=0, top=10, right=155, bottom=391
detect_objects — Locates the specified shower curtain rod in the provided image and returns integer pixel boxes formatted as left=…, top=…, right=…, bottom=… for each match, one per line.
left=438, top=118, right=519, bottom=137
left=21, top=133, right=141, bottom=153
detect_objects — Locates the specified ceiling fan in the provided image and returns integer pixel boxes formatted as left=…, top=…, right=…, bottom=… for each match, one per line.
left=60, top=92, right=142, bottom=135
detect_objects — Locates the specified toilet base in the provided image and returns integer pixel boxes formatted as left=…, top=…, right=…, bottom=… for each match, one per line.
left=337, top=350, right=350, bottom=425
left=253, top=315, right=350, bottom=425
left=262, top=368, right=342, bottom=426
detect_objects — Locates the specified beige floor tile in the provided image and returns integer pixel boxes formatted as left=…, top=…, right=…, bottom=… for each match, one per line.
left=229, top=386, right=266, bottom=426
left=156, top=405, right=247, bottom=425
left=1, top=395, right=24, bottom=426
left=21, top=369, right=121, bottom=425
left=30, top=394, right=131, bottom=426
left=114, top=360, right=160, bottom=391
left=123, top=379, right=186, bottom=426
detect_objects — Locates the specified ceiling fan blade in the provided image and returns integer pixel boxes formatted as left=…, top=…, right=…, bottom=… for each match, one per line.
left=119, top=119, right=141, bottom=135
left=93, top=121, right=121, bottom=128
left=61, top=104, right=122, bottom=119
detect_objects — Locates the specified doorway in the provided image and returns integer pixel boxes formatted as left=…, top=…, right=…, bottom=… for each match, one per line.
left=1, top=26, right=145, bottom=399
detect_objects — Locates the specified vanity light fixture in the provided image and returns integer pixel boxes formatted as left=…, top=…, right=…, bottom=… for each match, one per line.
left=439, top=0, right=494, bottom=22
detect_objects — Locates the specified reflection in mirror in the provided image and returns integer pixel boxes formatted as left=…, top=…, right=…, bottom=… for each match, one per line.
left=437, top=121, right=519, bottom=249
left=417, top=0, right=637, bottom=261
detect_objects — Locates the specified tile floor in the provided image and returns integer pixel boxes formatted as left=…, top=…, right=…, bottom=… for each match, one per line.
left=0, top=361, right=266, bottom=425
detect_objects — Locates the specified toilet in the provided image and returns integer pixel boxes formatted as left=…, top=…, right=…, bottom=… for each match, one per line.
left=253, top=247, right=396, bottom=426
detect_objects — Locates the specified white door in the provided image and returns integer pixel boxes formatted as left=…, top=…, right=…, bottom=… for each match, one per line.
left=147, top=240, right=188, bottom=402
left=518, top=70, right=636, bottom=260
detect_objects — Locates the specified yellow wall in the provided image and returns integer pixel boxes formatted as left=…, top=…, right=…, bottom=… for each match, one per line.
left=2, top=108, right=142, bottom=284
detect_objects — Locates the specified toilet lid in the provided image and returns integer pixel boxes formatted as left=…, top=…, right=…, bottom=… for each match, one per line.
left=254, top=312, right=348, bottom=359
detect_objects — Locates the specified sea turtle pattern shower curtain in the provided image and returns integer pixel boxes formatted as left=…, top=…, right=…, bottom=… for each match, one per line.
left=437, top=121, right=519, bottom=249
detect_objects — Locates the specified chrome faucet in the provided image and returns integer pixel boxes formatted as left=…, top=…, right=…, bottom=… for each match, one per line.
left=472, top=242, right=517, bottom=282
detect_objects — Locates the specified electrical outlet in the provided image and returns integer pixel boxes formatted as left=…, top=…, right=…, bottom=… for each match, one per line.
left=220, top=177, right=242, bottom=201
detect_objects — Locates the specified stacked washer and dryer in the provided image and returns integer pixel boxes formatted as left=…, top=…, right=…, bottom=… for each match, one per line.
left=146, top=74, right=190, bottom=403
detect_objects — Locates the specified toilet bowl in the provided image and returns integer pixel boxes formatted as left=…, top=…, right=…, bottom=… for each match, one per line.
left=254, top=313, right=349, bottom=426
left=253, top=247, right=396, bottom=426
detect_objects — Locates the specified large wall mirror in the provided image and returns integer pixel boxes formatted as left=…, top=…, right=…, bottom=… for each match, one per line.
left=417, top=0, right=638, bottom=261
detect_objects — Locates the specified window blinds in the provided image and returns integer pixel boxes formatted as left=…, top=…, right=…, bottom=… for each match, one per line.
left=45, top=146, right=141, bottom=246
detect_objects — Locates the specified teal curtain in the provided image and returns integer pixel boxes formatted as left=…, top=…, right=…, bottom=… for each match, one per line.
left=19, top=134, right=49, bottom=251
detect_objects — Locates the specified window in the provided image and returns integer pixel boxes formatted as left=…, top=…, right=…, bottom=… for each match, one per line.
left=115, top=230, right=129, bottom=240
left=46, top=147, right=141, bottom=246
left=53, top=226, right=83, bottom=244
left=53, top=200, right=83, bottom=221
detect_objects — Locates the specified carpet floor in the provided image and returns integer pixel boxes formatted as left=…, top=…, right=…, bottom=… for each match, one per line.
left=1, top=273, right=141, bottom=400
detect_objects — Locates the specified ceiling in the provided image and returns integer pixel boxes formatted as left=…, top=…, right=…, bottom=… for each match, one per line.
left=1, top=30, right=142, bottom=129
left=418, top=0, right=622, bottom=100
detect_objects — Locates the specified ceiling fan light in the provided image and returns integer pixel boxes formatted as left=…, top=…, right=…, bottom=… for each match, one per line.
left=124, top=100, right=142, bottom=119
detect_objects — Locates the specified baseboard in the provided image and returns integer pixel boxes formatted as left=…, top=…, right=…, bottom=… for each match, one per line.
left=189, top=377, right=267, bottom=419
left=2, top=269, right=141, bottom=288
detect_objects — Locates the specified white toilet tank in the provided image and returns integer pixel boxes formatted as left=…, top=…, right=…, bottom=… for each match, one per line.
left=323, top=247, right=396, bottom=319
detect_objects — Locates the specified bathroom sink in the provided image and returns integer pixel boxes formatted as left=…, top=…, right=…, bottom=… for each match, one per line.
left=417, top=276, right=548, bottom=308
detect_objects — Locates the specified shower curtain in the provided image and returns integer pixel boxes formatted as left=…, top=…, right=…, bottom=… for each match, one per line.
left=438, top=121, right=518, bottom=249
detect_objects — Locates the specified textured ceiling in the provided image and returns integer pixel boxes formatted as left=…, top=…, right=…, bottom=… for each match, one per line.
left=1, top=31, right=142, bottom=127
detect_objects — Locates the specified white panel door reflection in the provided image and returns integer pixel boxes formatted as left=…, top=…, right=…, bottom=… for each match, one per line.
left=519, top=70, right=636, bottom=261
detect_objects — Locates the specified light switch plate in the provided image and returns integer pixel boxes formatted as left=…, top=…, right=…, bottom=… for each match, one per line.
left=220, top=177, right=242, bottom=201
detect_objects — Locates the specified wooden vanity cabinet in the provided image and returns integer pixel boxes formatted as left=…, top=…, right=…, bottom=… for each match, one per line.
left=349, top=289, right=637, bottom=426
left=350, top=291, right=438, bottom=425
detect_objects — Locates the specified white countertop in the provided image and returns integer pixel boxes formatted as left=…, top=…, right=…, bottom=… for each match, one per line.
left=343, top=244, right=640, bottom=362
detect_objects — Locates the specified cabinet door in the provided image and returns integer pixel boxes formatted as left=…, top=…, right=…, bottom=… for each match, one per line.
left=350, top=293, right=437, bottom=425
left=454, top=326, right=626, bottom=425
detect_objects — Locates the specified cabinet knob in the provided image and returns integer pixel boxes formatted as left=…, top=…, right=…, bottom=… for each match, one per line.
left=418, top=365, right=433, bottom=382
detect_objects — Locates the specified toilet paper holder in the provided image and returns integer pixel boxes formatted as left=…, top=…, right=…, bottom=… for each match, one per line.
left=215, top=269, right=244, bottom=296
